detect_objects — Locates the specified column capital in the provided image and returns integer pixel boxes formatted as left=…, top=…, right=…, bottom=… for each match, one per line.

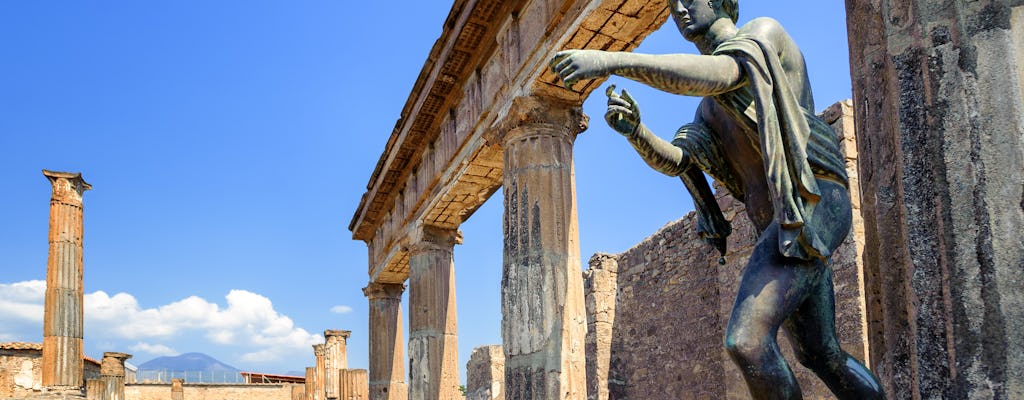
left=406, top=224, right=462, bottom=256
left=363, top=282, right=406, bottom=301
left=313, top=343, right=326, bottom=357
left=324, top=329, right=351, bottom=340
left=43, top=170, right=91, bottom=204
left=487, top=95, right=588, bottom=146
left=100, top=352, right=131, bottom=376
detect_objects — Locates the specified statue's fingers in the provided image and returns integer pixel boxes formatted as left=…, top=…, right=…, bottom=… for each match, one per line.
left=606, top=105, right=633, bottom=116
left=549, top=52, right=567, bottom=70
left=620, top=89, right=640, bottom=116
left=605, top=84, right=617, bottom=98
left=554, top=57, right=575, bottom=74
left=607, top=97, right=630, bottom=109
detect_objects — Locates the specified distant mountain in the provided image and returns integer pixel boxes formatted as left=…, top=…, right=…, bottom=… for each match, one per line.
left=136, top=353, right=242, bottom=383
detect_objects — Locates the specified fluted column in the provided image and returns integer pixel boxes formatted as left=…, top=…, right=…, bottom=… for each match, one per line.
left=305, top=367, right=316, bottom=400
left=407, top=225, right=461, bottom=400
left=314, top=344, right=326, bottom=400
left=42, top=170, right=91, bottom=390
left=291, top=384, right=305, bottom=400
left=324, top=330, right=351, bottom=399
left=363, top=283, right=407, bottom=400
left=339, top=369, right=369, bottom=400
left=171, top=378, right=184, bottom=400
left=86, top=379, right=103, bottom=400
left=100, top=352, right=130, bottom=400
left=496, top=96, right=588, bottom=399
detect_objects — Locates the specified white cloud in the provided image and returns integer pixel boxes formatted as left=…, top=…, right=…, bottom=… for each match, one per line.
left=130, top=342, right=179, bottom=357
left=0, top=280, right=45, bottom=323
left=85, top=289, right=321, bottom=364
left=329, top=305, right=353, bottom=314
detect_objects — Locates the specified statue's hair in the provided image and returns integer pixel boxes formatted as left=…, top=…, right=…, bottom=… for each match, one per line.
left=721, top=0, right=739, bottom=23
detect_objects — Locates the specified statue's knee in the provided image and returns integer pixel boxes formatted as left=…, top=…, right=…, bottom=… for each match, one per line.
left=724, top=331, right=765, bottom=366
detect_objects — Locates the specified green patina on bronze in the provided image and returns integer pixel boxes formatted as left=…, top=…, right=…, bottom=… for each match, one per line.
left=551, top=0, right=887, bottom=398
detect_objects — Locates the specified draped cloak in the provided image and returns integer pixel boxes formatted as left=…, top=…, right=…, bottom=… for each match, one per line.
left=682, top=34, right=848, bottom=261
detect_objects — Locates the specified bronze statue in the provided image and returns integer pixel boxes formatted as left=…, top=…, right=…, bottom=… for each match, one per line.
left=551, top=1, right=885, bottom=398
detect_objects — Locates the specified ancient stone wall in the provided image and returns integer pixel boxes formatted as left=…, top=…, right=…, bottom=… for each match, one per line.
left=124, top=383, right=299, bottom=400
left=584, top=101, right=871, bottom=399
left=1, top=347, right=44, bottom=399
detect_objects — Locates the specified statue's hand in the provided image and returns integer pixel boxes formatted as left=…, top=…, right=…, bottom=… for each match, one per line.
left=550, top=49, right=612, bottom=89
left=604, top=85, right=640, bottom=136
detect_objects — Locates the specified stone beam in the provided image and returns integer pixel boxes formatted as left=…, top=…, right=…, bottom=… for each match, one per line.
left=352, top=0, right=667, bottom=283
left=42, top=169, right=91, bottom=390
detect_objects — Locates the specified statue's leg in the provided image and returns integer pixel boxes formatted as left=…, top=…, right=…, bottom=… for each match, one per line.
left=724, top=222, right=819, bottom=400
left=782, top=263, right=886, bottom=399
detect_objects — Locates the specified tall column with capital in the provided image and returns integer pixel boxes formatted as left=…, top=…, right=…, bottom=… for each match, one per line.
left=407, top=225, right=461, bottom=400
left=313, top=344, right=326, bottom=400
left=363, top=283, right=407, bottom=400
left=497, top=96, right=588, bottom=399
left=324, top=330, right=351, bottom=399
left=100, top=352, right=131, bottom=400
left=42, top=170, right=91, bottom=390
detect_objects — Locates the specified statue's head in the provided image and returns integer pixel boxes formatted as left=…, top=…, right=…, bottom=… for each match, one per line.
left=668, top=0, right=739, bottom=41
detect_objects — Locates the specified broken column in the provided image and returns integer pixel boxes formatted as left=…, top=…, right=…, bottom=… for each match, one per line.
left=407, top=225, right=460, bottom=400
left=313, top=344, right=326, bottom=400
left=466, top=346, right=505, bottom=400
left=171, top=378, right=183, bottom=400
left=291, top=384, right=305, bottom=400
left=583, top=254, right=618, bottom=400
left=100, top=352, right=130, bottom=400
left=497, top=95, right=588, bottom=399
left=339, top=369, right=369, bottom=400
left=323, top=330, right=351, bottom=399
left=85, top=379, right=103, bottom=400
left=42, top=170, right=91, bottom=390
left=363, top=283, right=407, bottom=400
left=305, top=367, right=316, bottom=400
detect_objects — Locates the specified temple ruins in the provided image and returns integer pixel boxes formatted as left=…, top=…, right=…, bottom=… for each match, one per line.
left=350, top=0, right=1023, bottom=399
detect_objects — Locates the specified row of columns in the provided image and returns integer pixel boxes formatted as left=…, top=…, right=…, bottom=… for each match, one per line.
left=364, top=95, right=588, bottom=400
left=300, top=330, right=368, bottom=400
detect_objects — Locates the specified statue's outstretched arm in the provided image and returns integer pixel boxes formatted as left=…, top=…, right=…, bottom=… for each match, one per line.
left=551, top=50, right=744, bottom=97
left=605, top=86, right=688, bottom=176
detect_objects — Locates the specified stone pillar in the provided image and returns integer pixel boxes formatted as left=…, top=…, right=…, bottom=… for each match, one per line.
left=291, top=384, right=305, bottom=400
left=407, top=225, right=461, bottom=400
left=466, top=346, right=505, bottom=400
left=171, top=378, right=184, bottom=400
left=86, top=379, right=104, bottom=400
left=305, top=367, right=316, bottom=400
left=314, top=344, right=326, bottom=400
left=100, top=352, right=130, bottom=400
left=339, top=369, right=369, bottom=400
left=324, top=330, right=351, bottom=399
left=42, top=170, right=91, bottom=390
left=847, top=1, right=1024, bottom=398
left=363, top=283, right=407, bottom=400
left=493, top=95, right=588, bottom=399
left=582, top=254, right=618, bottom=400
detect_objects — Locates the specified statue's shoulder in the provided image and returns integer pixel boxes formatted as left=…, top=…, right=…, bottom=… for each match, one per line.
left=736, top=17, right=797, bottom=53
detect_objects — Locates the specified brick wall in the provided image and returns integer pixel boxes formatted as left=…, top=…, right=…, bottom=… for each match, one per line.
left=585, top=101, right=871, bottom=399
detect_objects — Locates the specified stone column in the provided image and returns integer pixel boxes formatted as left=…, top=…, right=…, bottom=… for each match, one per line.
left=407, top=225, right=461, bottom=400
left=314, top=344, right=326, bottom=400
left=339, top=369, right=369, bottom=400
left=305, top=367, right=316, bottom=400
left=42, top=170, right=91, bottom=390
left=363, top=283, right=407, bottom=400
left=583, top=255, right=618, bottom=400
left=466, top=346, right=505, bottom=400
left=291, top=384, right=305, bottom=400
left=324, top=330, right=351, bottom=399
left=847, top=1, right=1024, bottom=398
left=86, top=379, right=104, bottom=400
left=171, top=378, right=184, bottom=400
left=496, top=95, right=588, bottom=399
left=100, top=352, right=130, bottom=400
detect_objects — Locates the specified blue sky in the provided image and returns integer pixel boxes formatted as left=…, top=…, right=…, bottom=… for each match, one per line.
left=0, top=1, right=851, bottom=380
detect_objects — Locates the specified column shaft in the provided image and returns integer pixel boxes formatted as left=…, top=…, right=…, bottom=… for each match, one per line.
left=42, top=170, right=91, bottom=389
left=363, top=283, right=407, bottom=400
left=408, top=226, right=460, bottom=400
left=499, top=96, right=587, bottom=399
left=305, top=367, right=316, bottom=400
left=339, top=369, right=370, bottom=400
left=314, top=344, right=326, bottom=400
left=324, top=330, right=352, bottom=399
left=171, top=378, right=184, bottom=400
